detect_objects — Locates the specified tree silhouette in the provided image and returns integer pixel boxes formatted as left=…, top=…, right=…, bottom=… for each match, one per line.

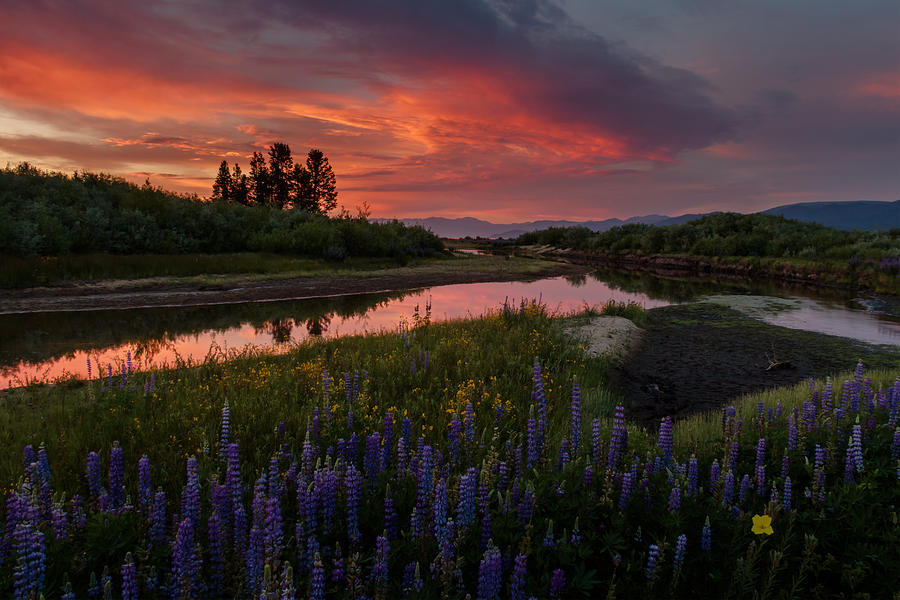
left=231, top=163, right=251, bottom=205
left=268, top=142, right=295, bottom=209
left=211, top=161, right=233, bottom=202
left=304, top=149, right=337, bottom=214
left=249, top=152, right=271, bottom=206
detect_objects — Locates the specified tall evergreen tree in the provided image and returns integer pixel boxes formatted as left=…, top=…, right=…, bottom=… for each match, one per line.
left=231, top=163, right=251, bottom=206
left=267, top=142, right=295, bottom=209
left=249, top=152, right=271, bottom=206
left=211, top=160, right=233, bottom=202
left=291, top=163, right=312, bottom=212
left=304, top=149, right=337, bottom=214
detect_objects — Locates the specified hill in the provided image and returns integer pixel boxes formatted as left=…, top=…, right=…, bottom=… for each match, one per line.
left=761, top=200, right=899, bottom=231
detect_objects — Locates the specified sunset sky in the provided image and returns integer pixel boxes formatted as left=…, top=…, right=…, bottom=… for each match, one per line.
left=1, top=0, right=897, bottom=221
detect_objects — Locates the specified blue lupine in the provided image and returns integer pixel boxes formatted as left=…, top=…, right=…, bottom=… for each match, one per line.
left=150, top=489, right=166, bottom=546
left=344, top=464, right=362, bottom=544
left=181, top=456, right=200, bottom=529
left=570, top=383, right=582, bottom=453
left=71, top=494, right=87, bottom=530
left=608, top=405, right=628, bottom=472
left=658, top=416, right=674, bottom=465
left=558, top=437, right=570, bottom=471
left=755, top=438, right=766, bottom=496
left=673, top=534, right=687, bottom=573
left=543, top=519, right=555, bottom=547
left=86, top=451, right=102, bottom=498
left=848, top=424, right=864, bottom=473
left=688, top=455, right=699, bottom=496
left=464, top=401, right=476, bottom=444
left=457, top=467, right=478, bottom=529
left=570, top=517, right=581, bottom=545
left=729, top=441, right=739, bottom=472
left=220, top=400, right=231, bottom=452
left=372, top=534, right=389, bottom=587
left=36, top=445, right=50, bottom=482
left=526, top=409, right=539, bottom=468
left=592, top=417, right=602, bottom=465
left=121, top=552, right=138, bottom=600
left=476, top=542, right=502, bottom=600
left=13, top=513, right=45, bottom=600
left=517, top=489, right=534, bottom=524
left=783, top=477, right=793, bottom=511
left=710, top=459, right=721, bottom=489
left=583, top=463, right=593, bottom=488
left=619, top=471, right=634, bottom=510
left=310, top=552, right=325, bottom=600
left=646, top=544, right=660, bottom=583
left=892, top=427, right=900, bottom=461
left=667, top=486, right=681, bottom=514
left=171, top=517, right=198, bottom=600
left=433, top=478, right=448, bottom=543
left=108, top=441, right=124, bottom=512
left=51, top=504, right=67, bottom=540
left=245, top=525, right=264, bottom=593
left=208, top=510, right=225, bottom=597
left=138, top=454, right=151, bottom=511
left=264, top=496, right=283, bottom=564
left=280, top=563, right=297, bottom=600
left=739, top=474, right=752, bottom=504
left=510, top=553, right=527, bottom=600
left=702, top=516, right=712, bottom=551
left=383, top=412, right=394, bottom=467
left=533, top=361, right=546, bottom=452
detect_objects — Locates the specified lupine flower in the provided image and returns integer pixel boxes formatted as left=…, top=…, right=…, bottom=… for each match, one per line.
left=171, top=517, right=198, bottom=599
left=608, top=405, right=627, bottom=472
left=477, top=542, right=502, bottom=600
left=220, top=400, right=231, bottom=452
left=86, top=451, right=102, bottom=498
left=702, top=516, right=711, bottom=551
left=402, top=562, right=424, bottom=596
left=510, top=553, right=528, bottom=600
left=245, top=525, right=264, bottom=592
left=848, top=424, right=864, bottom=474
left=384, top=485, right=397, bottom=540
left=137, top=454, right=151, bottom=511
left=583, top=463, right=593, bottom=488
left=673, top=534, right=687, bottom=573
left=51, top=504, right=67, bottom=540
left=108, top=442, right=124, bottom=512
left=13, top=515, right=45, bottom=600
left=344, top=464, right=362, bottom=544
left=739, top=474, right=752, bottom=505
left=658, top=416, right=674, bottom=465
left=688, top=455, right=699, bottom=496
left=310, top=552, right=326, bottom=600
left=892, top=427, right=900, bottom=461
left=667, top=486, right=681, bottom=514
left=710, top=459, right=721, bottom=489
left=264, top=496, right=283, bottom=564
left=208, top=510, right=225, bottom=596
left=570, top=383, right=582, bottom=453
left=121, top=552, right=138, bottom=600
left=592, top=418, right=602, bottom=466
left=372, top=534, right=389, bottom=587
left=619, top=471, right=634, bottom=510
left=517, top=489, right=534, bottom=524
left=543, top=519, right=555, bottom=547
left=549, top=568, right=566, bottom=599
left=646, top=544, right=660, bottom=583
left=464, top=401, right=476, bottom=444
left=457, top=467, right=478, bottom=529
left=783, top=477, right=792, bottom=511
left=181, top=456, right=201, bottom=529
left=526, top=410, right=539, bottom=468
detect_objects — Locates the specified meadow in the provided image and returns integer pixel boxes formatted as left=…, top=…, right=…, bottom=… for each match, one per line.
left=1, top=301, right=898, bottom=599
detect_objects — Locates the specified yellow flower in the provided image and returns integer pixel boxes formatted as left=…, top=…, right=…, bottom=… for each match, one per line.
left=751, top=514, right=773, bottom=535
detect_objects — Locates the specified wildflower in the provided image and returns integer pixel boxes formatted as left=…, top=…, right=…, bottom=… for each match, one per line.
left=619, top=471, right=634, bottom=510
left=751, top=514, right=774, bottom=535
left=701, top=516, right=711, bottom=551
left=510, top=553, right=528, bottom=600
left=549, top=568, right=566, bottom=599
left=571, top=383, right=582, bottom=453
left=86, top=451, right=102, bottom=498
left=667, top=486, right=681, bottom=514
left=608, top=405, right=628, bottom=472
left=476, top=542, right=502, bottom=600
left=687, top=455, right=699, bottom=496
left=219, top=400, right=231, bottom=451
left=673, top=533, right=687, bottom=573
left=310, top=552, right=325, bottom=600
left=658, top=416, right=673, bottom=465
left=121, top=553, right=138, bottom=600
left=543, top=519, right=555, bottom=547
left=783, top=477, right=792, bottom=511
left=646, top=544, right=660, bottom=583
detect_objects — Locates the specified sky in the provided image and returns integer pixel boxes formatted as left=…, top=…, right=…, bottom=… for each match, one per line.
left=1, top=0, right=897, bottom=221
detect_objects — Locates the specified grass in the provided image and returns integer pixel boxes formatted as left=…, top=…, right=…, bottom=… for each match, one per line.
left=1, top=305, right=898, bottom=598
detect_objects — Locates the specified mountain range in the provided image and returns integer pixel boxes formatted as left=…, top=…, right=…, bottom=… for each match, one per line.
left=385, top=200, right=899, bottom=238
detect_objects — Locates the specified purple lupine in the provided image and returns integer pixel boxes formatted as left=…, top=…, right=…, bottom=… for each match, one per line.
left=710, top=459, right=721, bottom=489
left=476, top=542, right=502, bottom=600
left=892, top=427, right=900, bottom=461
left=264, top=496, right=283, bottom=564
left=457, top=467, right=478, bottom=529
left=121, top=552, right=138, bottom=600
left=137, top=454, right=151, bottom=511
left=558, top=438, right=571, bottom=471
left=510, top=553, right=527, bottom=600
left=150, top=489, right=166, bottom=546
left=86, top=451, right=102, bottom=498
left=658, top=416, right=674, bottom=465
left=848, top=424, right=864, bottom=473
left=781, top=455, right=790, bottom=480
left=108, top=441, right=124, bottom=512
left=729, top=441, right=739, bottom=472
left=310, top=552, right=326, bottom=600
left=208, top=510, right=225, bottom=597
left=570, top=383, right=582, bottom=453
left=464, top=401, right=476, bottom=445
left=533, top=361, right=547, bottom=452
left=448, top=413, right=462, bottom=465
left=739, top=474, right=752, bottom=504
left=383, top=412, right=394, bottom=468
left=181, top=456, right=201, bottom=529
left=344, top=464, right=362, bottom=544
left=688, top=455, right=699, bottom=497
left=364, top=432, right=382, bottom=486
left=755, top=439, right=766, bottom=496
left=783, top=477, right=793, bottom=511
left=372, top=534, right=389, bottom=588
left=583, top=463, right=593, bottom=488
left=542, top=519, right=556, bottom=547
left=402, top=562, right=424, bottom=597
left=549, top=568, right=566, bottom=599
left=432, top=478, right=448, bottom=544
left=788, top=416, right=798, bottom=451
left=245, top=525, right=264, bottom=593
left=667, top=486, right=681, bottom=514
left=526, top=410, right=539, bottom=468
left=71, top=495, right=87, bottom=530
left=702, top=516, right=712, bottom=551
left=51, top=504, right=67, bottom=540
left=517, top=489, right=535, bottom=524
left=171, top=517, right=198, bottom=600
left=220, top=400, right=231, bottom=452
left=607, top=405, right=627, bottom=472
left=36, top=445, right=50, bottom=482
left=673, top=534, right=687, bottom=573
left=646, top=544, right=660, bottom=584
left=592, top=418, right=602, bottom=465
left=12, top=513, right=45, bottom=600
left=619, top=471, right=634, bottom=510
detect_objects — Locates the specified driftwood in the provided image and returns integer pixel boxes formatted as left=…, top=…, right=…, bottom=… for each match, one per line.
left=765, top=346, right=793, bottom=371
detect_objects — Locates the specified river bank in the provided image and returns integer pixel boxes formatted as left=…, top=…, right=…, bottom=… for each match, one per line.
left=514, top=246, right=899, bottom=294
left=0, top=255, right=589, bottom=313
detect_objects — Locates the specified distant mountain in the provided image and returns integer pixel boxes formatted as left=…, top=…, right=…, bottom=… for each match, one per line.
left=385, top=200, right=897, bottom=238
left=761, top=200, right=899, bottom=231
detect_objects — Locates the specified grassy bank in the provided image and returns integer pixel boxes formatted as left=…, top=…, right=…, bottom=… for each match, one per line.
left=1, top=305, right=898, bottom=598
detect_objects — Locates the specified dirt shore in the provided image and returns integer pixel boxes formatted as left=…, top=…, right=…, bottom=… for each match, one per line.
left=0, top=260, right=590, bottom=314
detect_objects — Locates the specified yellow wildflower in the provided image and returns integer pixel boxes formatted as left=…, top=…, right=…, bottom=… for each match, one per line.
left=751, top=514, right=773, bottom=535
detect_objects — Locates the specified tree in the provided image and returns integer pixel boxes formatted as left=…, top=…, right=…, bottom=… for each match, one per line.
left=231, top=163, right=250, bottom=206
left=291, top=163, right=312, bottom=212
left=267, top=142, right=295, bottom=209
left=211, top=160, right=233, bottom=202
left=303, top=149, right=337, bottom=214
left=249, top=152, right=271, bottom=206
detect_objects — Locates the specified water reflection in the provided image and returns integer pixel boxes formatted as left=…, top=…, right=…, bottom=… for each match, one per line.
left=1, top=268, right=897, bottom=388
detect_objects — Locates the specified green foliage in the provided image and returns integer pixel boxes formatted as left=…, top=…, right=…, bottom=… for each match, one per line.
left=0, top=163, right=442, bottom=259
